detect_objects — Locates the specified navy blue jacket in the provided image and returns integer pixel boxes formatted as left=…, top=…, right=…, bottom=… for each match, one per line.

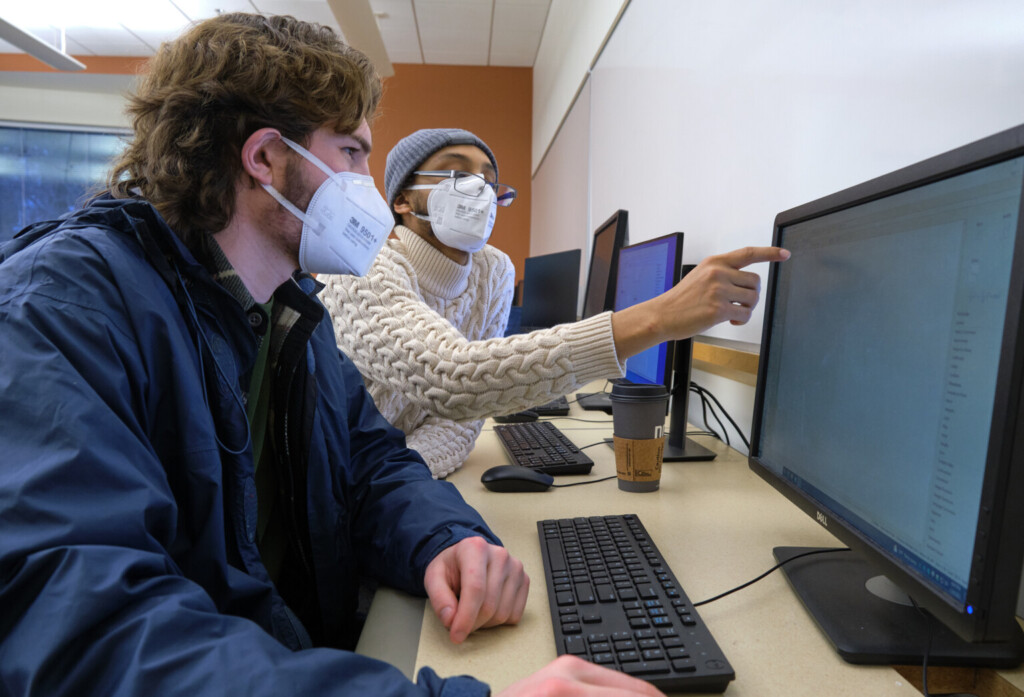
left=0, top=198, right=496, bottom=695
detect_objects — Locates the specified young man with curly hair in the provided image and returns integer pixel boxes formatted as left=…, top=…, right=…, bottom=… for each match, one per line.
left=321, top=129, right=788, bottom=478
left=0, top=13, right=665, bottom=697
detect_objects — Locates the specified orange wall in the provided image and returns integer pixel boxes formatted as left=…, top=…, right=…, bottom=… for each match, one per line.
left=373, top=63, right=533, bottom=280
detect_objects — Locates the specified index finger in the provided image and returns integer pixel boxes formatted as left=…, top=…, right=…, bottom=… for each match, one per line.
left=718, top=246, right=790, bottom=269
left=447, top=553, right=488, bottom=643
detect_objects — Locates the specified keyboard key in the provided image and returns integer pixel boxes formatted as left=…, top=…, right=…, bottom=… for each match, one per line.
left=622, top=660, right=670, bottom=676
left=564, top=636, right=586, bottom=655
left=672, top=658, right=697, bottom=673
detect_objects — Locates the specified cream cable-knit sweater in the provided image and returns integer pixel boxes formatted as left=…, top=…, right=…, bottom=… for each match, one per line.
left=320, top=226, right=625, bottom=478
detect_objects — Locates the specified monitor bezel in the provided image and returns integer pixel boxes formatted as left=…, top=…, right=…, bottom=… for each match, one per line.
left=582, top=209, right=630, bottom=319
left=749, top=122, right=1024, bottom=644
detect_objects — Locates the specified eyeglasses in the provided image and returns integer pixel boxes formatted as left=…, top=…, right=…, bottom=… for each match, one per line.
left=411, top=170, right=517, bottom=207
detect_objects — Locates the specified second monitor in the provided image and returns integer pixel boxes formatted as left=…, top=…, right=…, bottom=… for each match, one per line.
left=582, top=232, right=716, bottom=462
left=582, top=209, right=629, bottom=319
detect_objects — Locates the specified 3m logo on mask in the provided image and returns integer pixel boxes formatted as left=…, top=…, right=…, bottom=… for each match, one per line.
left=454, top=201, right=485, bottom=222
left=344, top=216, right=376, bottom=247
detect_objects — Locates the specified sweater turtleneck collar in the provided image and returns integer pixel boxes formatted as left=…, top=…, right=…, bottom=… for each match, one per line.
left=394, top=225, right=473, bottom=300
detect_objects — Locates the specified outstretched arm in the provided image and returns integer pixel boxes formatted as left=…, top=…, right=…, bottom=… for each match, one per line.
left=322, top=251, right=624, bottom=422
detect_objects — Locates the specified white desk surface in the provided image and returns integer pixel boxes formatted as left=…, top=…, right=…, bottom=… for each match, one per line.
left=357, top=390, right=1024, bottom=696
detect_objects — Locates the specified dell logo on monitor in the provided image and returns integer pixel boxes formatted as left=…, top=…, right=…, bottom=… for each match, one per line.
left=816, top=511, right=828, bottom=528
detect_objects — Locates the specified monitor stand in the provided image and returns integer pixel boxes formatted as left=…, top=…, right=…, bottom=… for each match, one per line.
left=775, top=546, right=1024, bottom=667
left=601, top=435, right=717, bottom=461
left=662, top=436, right=716, bottom=462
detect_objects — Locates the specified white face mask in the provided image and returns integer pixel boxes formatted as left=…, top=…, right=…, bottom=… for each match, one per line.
left=407, top=177, right=497, bottom=253
left=262, top=136, right=393, bottom=276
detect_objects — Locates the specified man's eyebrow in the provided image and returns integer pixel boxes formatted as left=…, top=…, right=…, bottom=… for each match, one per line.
left=434, top=153, right=496, bottom=177
left=350, top=134, right=372, bottom=155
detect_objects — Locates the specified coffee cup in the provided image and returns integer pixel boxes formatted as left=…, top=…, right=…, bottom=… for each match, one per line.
left=610, top=382, right=668, bottom=492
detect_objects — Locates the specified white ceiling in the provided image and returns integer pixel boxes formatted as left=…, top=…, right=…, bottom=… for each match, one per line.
left=0, top=0, right=551, bottom=67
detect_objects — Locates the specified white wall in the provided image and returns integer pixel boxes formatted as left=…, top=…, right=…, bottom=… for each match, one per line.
left=531, top=0, right=628, bottom=174
left=533, top=0, right=1024, bottom=451
left=529, top=79, right=592, bottom=310
left=588, top=0, right=1024, bottom=345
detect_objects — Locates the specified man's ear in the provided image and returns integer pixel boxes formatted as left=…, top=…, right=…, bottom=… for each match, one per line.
left=393, top=191, right=412, bottom=216
left=241, top=128, right=289, bottom=187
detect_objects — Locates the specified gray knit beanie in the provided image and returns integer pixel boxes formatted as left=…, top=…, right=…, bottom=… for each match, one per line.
left=384, top=128, right=498, bottom=220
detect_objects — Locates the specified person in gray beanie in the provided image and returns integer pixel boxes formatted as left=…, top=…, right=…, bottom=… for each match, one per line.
left=320, top=128, right=788, bottom=479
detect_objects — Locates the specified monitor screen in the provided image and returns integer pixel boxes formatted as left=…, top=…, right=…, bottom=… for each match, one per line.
left=520, top=248, right=582, bottom=329
left=750, top=123, right=1024, bottom=664
left=614, top=233, right=683, bottom=386
left=609, top=239, right=717, bottom=462
left=582, top=210, right=629, bottom=319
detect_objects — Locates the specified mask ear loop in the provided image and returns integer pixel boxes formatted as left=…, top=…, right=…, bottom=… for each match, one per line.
left=280, top=136, right=337, bottom=179
left=405, top=180, right=445, bottom=223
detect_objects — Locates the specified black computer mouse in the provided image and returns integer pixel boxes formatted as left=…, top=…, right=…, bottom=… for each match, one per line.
left=480, top=465, right=554, bottom=492
left=493, top=410, right=539, bottom=424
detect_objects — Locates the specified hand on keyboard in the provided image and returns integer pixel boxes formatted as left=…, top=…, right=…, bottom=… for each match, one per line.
left=496, top=655, right=666, bottom=697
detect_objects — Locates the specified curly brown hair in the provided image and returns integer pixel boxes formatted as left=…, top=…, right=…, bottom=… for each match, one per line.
left=109, top=13, right=382, bottom=248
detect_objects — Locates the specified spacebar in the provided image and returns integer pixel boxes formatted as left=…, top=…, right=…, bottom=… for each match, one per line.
left=546, top=539, right=567, bottom=572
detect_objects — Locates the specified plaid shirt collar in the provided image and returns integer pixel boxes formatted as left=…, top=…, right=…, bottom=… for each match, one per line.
left=201, top=235, right=257, bottom=313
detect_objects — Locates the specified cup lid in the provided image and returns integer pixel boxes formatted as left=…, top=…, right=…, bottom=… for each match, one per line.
left=610, top=381, right=668, bottom=402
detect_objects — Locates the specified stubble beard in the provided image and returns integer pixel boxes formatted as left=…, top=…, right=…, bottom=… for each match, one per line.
left=270, top=156, right=315, bottom=265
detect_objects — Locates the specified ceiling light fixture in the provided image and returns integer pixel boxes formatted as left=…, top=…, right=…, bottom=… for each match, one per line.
left=0, top=17, right=86, bottom=71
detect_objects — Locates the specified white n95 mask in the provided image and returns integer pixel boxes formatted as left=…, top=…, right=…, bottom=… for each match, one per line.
left=407, top=177, right=497, bottom=253
left=262, top=136, right=393, bottom=276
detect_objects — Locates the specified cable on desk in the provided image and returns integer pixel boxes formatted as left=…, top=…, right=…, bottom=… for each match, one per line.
left=547, top=441, right=618, bottom=487
left=908, top=597, right=978, bottom=697
left=547, top=416, right=613, bottom=424
left=690, top=384, right=726, bottom=444
left=551, top=475, right=618, bottom=488
left=690, top=382, right=750, bottom=451
left=692, top=547, right=851, bottom=607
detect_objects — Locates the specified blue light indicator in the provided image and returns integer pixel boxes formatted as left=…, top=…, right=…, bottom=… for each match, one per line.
left=967, top=605, right=974, bottom=615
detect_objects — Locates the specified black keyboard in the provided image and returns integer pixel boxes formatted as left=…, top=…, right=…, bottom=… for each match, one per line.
left=532, top=395, right=570, bottom=416
left=494, top=421, right=594, bottom=475
left=538, top=514, right=735, bottom=693
left=575, top=391, right=613, bottom=414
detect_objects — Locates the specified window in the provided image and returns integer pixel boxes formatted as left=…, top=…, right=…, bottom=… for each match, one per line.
left=0, top=122, right=127, bottom=243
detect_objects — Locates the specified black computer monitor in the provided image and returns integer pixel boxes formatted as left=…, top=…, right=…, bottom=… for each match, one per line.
left=520, top=248, right=582, bottom=330
left=612, top=234, right=715, bottom=462
left=582, top=210, right=629, bottom=319
left=750, top=122, right=1024, bottom=666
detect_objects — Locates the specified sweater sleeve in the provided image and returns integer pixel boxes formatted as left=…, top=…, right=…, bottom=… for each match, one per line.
left=405, top=416, right=485, bottom=479
left=321, top=253, right=625, bottom=422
